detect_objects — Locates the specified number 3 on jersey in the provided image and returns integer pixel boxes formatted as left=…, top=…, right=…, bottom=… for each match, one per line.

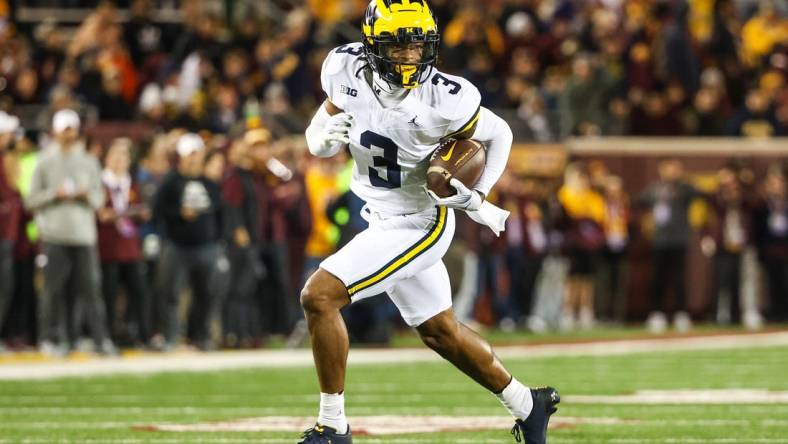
left=360, top=131, right=401, bottom=189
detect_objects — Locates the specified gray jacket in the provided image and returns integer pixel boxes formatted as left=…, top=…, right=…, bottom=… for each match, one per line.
left=638, top=180, right=704, bottom=248
left=25, top=142, right=105, bottom=246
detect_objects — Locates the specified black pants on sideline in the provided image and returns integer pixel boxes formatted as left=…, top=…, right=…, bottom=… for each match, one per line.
left=40, top=243, right=108, bottom=346
left=596, top=249, right=628, bottom=322
left=5, top=257, right=37, bottom=343
left=0, top=240, right=14, bottom=337
left=713, top=251, right=742, bottom=324
left=156, top=242, right=219, bottom=346
left=102, top=261, right=150, bottom=344
left=223, top=245, right=264, bottom=343
left=650, top=246, right=687, bottom=313
left=762, top=256, right=788, bottom=321
left=506, top=247, right=543, bottom=322
left=258, top=242, right=296, bottom=336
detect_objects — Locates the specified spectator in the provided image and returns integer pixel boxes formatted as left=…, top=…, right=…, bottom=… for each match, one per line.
left=638, top=158, right=705, bottom=333
left=135, top=137, right=170, bottom=279
left=740, top=0, right=788, bottom=69
left=500, top=174, right=548, bottom=329
left=192, top=147, right=229, bottom=349
left=152, top=133, right=223, bottom=350
left=8, top=135, right=40, bottom=348
left=631, top=90, right=685, bottom=136
left=208, top=83, right=241, bottom=134
left=662, top=1, right=700, bottom=95
left=693, top=87, right=727, bottom=135
left=95, top=69, right=134, bottom=121
left=221, top=133, right=265, bottom=348
left=25, top=109, right=114, bottom=356
left=203, top=148, right=226, bottom=183
left=0, top=113, right=22, bottom=351
left=249, top=134, right=303, bottom=336
left=703, top=165, right=751, bottom=325
left=302, top=151, right=346, bottom=282
left=124, top=0, right=172, bottom=68
left=12, top=68, right=42, bottom=106
left=97, top=138, right=151, bottom=346
left=598, top=175, right=630, bottom=323
left=708, top=0, right=741, bottom=73
left=557, top=163, right=606, bottom=330
left=559, top=55, right=614, bottom=137
left=726, top=89, right=779, bottom=137
left=605, top=95, right=631, bottom=136
left=441, top=6, right=506, bottom=72
left=171, top=11, right=225, bottom=67
left=752, top=168, right=788, bottom=322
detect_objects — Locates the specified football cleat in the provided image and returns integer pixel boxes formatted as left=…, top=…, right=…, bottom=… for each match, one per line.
left=510, top=387, right=560, bottom=443
left=298, top=423, right=353, bottom=443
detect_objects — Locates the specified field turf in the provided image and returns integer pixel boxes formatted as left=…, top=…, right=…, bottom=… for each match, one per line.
left=1, top=342, right=787, bottom=443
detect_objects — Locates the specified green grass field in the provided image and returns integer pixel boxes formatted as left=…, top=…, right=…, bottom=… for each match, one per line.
left=1, top=339, right=787, bottom=443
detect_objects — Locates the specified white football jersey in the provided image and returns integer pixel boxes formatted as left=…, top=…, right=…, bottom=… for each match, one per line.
left=320, top=42, right=481, bottom=215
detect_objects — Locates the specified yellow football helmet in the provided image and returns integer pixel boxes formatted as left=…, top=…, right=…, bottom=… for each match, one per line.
left=362, top=0, right=440, bottom=89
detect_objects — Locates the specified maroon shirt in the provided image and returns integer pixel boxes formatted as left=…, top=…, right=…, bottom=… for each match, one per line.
left=253, top=174, right=303, bottom=243
left=97, top=183, right=144, bottom=263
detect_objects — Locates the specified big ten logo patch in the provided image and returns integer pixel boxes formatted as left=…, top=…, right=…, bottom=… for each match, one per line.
left=341, top=85, right=358, bottom=97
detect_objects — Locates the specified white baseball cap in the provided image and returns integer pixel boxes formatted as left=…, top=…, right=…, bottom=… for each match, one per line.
left=176, top=133, right=205, bottom=157
left=0, top=112, right=20, bottom=134
left=52, top=109, right=81, bottom=133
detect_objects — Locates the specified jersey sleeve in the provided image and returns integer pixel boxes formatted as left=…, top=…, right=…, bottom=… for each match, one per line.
left=319, top=49, right=340, bottom=105
left=320, top=43, right=364, bottom=110
left=434, top=73, right=482, bottom=139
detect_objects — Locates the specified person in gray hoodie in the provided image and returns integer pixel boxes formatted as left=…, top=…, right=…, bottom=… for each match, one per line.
left=25, top=109, right=115, bottom=356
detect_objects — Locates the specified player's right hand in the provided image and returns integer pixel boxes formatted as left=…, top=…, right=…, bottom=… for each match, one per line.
left=319, top=112, right=354, bottom=148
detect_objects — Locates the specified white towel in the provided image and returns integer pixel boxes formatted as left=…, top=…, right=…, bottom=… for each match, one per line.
left=466, top=201, right=510, bottom=237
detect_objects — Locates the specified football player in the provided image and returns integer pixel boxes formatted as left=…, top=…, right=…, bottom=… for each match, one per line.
left=299, top=1, right=559, bottom=442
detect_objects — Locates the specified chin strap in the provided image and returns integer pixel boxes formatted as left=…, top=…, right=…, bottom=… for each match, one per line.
left=372, top=70, right=406, bottom=97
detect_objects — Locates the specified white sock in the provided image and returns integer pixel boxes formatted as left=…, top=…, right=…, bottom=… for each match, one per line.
left=495, top=377, right=534, bottom=420
left=317, top=392, right=348, bottom=434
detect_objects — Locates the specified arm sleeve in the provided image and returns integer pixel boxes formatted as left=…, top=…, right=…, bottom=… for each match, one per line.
left=24, top=162, right=57, bottom=211
left=469, top=107, right=513, bottom=196
left=86, top=159, right=106, bottom=210
left=305, top=103, right=343, bottom=158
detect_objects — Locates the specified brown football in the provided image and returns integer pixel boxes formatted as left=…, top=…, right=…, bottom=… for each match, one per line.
left=426, top=139, right=486, bottom=198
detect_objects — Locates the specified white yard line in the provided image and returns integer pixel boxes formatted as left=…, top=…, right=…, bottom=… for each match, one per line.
left=148, top=415, right=634, bottom=434
left=0, top=331, right=786, bottom=380
left=568, top=389, right=788, bottom=404
left=142, top=410, right=788, bottom=435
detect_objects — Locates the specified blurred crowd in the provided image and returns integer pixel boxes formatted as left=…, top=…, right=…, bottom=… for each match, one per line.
left=0, top=0, right=786, bottom=140
left=464, top=157, right=788, bottom=334
left=0, top=0, right=787, bottom=354
left=2, top=108, right=787, bottom=356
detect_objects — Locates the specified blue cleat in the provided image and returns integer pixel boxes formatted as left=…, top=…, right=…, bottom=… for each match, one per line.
left=511, top=387, right=560, bottom=443
left=298, top=423, right=353, bottom=443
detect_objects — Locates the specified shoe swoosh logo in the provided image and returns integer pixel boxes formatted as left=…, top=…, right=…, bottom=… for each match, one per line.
left=440, top=141, right=457, bottom=161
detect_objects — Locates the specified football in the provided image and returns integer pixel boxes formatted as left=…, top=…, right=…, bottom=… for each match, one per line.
left=426, top=138, right=486, bottom=198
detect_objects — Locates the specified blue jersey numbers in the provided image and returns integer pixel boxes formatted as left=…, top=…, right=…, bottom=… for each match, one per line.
left=360, top=130, right=402, bottom=189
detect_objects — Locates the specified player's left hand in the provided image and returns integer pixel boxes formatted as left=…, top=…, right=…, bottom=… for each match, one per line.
left=425, top=178, right=483, bottom=211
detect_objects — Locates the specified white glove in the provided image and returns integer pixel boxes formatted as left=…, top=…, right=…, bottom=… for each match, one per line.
left=319, top=112, right=353, bottom=147
left=425, top=178, right=483, bottom=211
left=306, top=107, right=354, bottom=157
